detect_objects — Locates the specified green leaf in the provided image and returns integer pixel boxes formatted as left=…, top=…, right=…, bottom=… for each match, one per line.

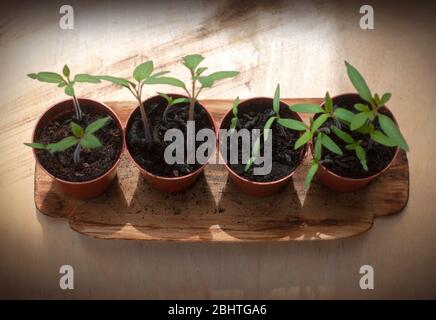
left=35, top=72, right=64, bottom=84
left=356, top=123, right=373, bottom=134
left=345, top=61, right=372, bottom=102
left=374, top=94, right=382, bottom=106
left=97, top=75, right=131, bottom=87
left=378, top=114, right=409, bottom=151
left=182, top=54, right=205, bottom=71
left=244, top=135, right=262, bottom=172
left=354, top=103, right=369, bottom=112
left=333, top=107, right=355, bottom=123
left=232, top=96, right=239, bottom=117
left=144, top=76, right=186, bottom=89
left=321, top=134, right=343, bottom=155
left=150, top=71, right=170, bottom=78
left=311, top=113, right=329, bottom=133
left=85, top=116, right=110, bottom=134
left=294, top=130, right=312, bottom=150
left=350, top=112, right=369, bottom=131
left=64, top=84, right=75, bottom=97
left=133, top=61, right=154, bottom=82
left=74, top=74, right=101, bottom=83
left=27, top=73, right=38, bottom=79
left=380, top=93, right=392, bottom=105
left=230, top=117, right=238, bottom=130
left=172, top=98, right=190, bottom=105
left=24, top=142, right=46, bottom=150
left=289, top=103, right=324, bottom=114
left=47, top=136, right=78, bottom=153
left=244, top=157, right=255, bottom=172
left=304, top=161, right=319, bottom=189
left=331, top=125, right=354, bottom=144
left=196, top=67, right=208, bottom=77
left=63, top=65, right=70, bottom=77
left=263, top=117, right=276, bottom=141
left=314, top=134, right=322, bottom=161
left=58, top=82, right=67, bottom=88
left=277, top=118, right=307, bottom=131
left=370, top=130, right=397, bottom=147
left=158, top=92, right=172, bottom=103
left=355, top=145, right=368, bottom=171
left=252, top=136, right=261, bottom=158
left=273, top=84, right=280, bottom=114
left=80, top=133, right=102, bottom=149
left=198, top=71, right=239, bottom=88
left=70, top=122, right=84, bottom=138
left=324, top=92, right=333, bottom=113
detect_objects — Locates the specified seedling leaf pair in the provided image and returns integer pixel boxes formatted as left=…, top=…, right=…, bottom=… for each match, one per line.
left=25, top=117, right=110, bottom=164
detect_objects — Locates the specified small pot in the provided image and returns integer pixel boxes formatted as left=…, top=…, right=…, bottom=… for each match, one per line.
left=32, top=98, right=124, bottom=199
left=219, top=97, right=307, bottom=197
left=314, top=93, right=399, bottom=192
left=125, top=94, right=217, bottom=193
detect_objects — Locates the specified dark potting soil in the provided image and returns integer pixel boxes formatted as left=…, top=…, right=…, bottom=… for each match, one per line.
left=35, top=106, right=122, bottom=182
left=318, top=102, right=397, bottom=179
left=126, top=98, right=214, bottom=177
left=223, top=103, right=304, bottom=182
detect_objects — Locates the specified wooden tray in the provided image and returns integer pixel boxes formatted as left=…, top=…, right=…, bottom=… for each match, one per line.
left=34, top=99, right=409, bottom=241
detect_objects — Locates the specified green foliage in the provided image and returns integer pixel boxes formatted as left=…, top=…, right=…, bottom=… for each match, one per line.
left=273, top=84, right=280, bottom=114
left=344, top=61, right=408, bottom=151
left=304, top=161, right=319, bottom=189
left=345, top=61, right=372, bottom=102
left=244, top=84, right=307, bottom=172
left=289, top=104, right=324, bottom=114
left=158, top=92, right=190, bottom=107
left=378, top=114, right=409, bottom=151
left=156, top=54, right=239, bottom=121
left=331, top=125, right=368, bottom=171
left=27, top=65, right=101, bottom=120
left=24, top=116, right=110, bottom=164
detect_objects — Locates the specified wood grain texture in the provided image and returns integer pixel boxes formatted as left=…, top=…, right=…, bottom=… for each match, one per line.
left=34, top=99, right=409, bottom=241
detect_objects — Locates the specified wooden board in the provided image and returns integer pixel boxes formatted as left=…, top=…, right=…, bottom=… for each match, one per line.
left=34, top=99, right=409, bottom=241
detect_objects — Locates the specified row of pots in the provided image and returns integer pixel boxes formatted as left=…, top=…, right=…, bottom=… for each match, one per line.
left=32, top=93, right=399, bottom=199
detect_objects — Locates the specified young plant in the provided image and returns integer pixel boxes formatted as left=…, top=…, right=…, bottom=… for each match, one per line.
left=244, top=84, right=309, bottom=172
left=160, top=54, right=239, bottom=122
left=96, top=61, right=181, bottom=147
left=24, top=117, right=110, bottom=164
left=289, top=93, right=344, bottom=188
left=27, top=65, right=101, bottom=121
left=345, top=61, right=409, bottom=151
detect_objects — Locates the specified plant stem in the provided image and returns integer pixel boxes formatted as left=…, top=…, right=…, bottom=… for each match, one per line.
left=72, top=95, right=82, bottom=121
left=130, top=83, right=152, bottom=147
left=188, top=72, right=196, bottom=122
left=73, top=143, right=81, bottom=165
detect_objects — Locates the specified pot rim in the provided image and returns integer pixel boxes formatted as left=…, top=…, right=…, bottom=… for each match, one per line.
left=124, top=93, right=218, bottom=182
left=313, top=92, right=400, bottom=182
left=31, top=98, right=125, bottom=185
left=218, top=96, right=308, bottom=186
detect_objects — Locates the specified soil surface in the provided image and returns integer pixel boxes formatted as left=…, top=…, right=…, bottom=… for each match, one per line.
left=35, top=106, right=122, bottom=182
left=222, top=102, right=304, bottom=182
left=126, top=97, right=215, bottom=177
left=318, top=99, right=397, bottom=179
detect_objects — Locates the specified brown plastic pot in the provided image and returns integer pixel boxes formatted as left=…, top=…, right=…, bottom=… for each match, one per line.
left=32, top=98, right=124, bottom=199
left=125, top=94, right=217, bottom=193
left=218, top=97, right=307, bottom=197
left=313, top=93, right=400, bottom=192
